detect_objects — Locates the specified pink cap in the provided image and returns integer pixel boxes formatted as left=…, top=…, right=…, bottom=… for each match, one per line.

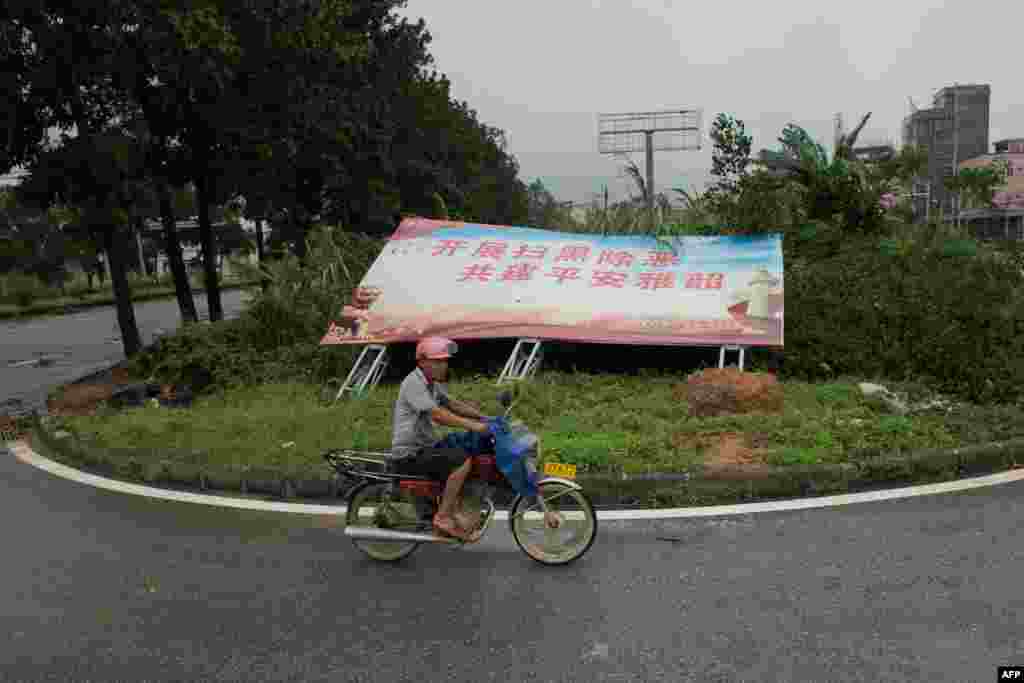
left=416, top=337, right=458, bottom=360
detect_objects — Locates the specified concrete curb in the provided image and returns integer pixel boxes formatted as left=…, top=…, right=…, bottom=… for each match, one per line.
left=28, top=415, right=1024, bottom=509
left=11, top=439, right=1024, bottom=521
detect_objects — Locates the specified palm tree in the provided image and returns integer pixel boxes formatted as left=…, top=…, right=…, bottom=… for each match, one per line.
left=672, top=186, right=714, bottom=225
left=834, top=112, right=872, bottom=161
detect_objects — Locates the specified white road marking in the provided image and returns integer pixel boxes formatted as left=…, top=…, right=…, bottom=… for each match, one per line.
left=7, top=440, right=1024, bottom=520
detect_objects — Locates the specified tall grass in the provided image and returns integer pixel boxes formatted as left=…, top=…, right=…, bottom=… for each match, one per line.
left=551, top=200, right=714, bottom=237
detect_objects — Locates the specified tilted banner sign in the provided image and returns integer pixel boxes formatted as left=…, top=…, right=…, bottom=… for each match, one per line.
left=320, top=218, right=783, bottom=347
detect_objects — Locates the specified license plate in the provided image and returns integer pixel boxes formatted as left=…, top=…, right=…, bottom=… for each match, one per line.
left=543, top=462, right=577, bottom=479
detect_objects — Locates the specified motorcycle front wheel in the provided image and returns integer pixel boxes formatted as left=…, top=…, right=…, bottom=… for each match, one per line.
left=509, top=480, right=598, bottom=565
left=345, top=481, right=423, bottom=562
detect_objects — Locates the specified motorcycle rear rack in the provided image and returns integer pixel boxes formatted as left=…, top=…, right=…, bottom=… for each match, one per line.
left=322, top=449, right=437, bottom=484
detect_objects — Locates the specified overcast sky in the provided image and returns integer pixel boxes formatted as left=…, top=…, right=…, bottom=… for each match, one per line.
left=4, top=2, right=1020, bottom=201
left=399, top=0, right=1023, bottom=205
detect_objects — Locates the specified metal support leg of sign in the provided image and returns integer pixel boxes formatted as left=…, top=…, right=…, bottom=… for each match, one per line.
left=497, top=339, right=543, bottom=385
left=335, top=345, right=389, bottom=401
left=718, top=345, right=746, bottom=371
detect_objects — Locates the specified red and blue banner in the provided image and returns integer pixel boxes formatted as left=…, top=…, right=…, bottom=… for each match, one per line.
left=321, top=218, right=784, bottom=347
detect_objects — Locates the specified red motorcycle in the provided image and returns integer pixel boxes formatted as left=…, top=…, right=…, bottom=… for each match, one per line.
left=323, top=392, right=597, bottom=565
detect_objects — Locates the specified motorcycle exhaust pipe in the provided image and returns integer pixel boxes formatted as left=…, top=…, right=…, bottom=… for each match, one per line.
left=344, top=526, right=461, bottom=544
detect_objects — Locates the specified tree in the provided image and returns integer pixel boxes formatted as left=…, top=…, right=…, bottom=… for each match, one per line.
left=19, top=131, right=149, bottom=354
left=0, top=189, right=45, bottom=275
left=622, top=158, right=649, bottom=206
left=708, top=113, right=753, bottom=195
left=616, top=157, right=676, bottom=229
left=525, top=179, right=577, bottom=231
left=834, top=112, right=872, bottom=161
left=215, top=1, right=528, bottom=242
left=138, top=0, right=249, bottom=321
left=4, top=1, right=147, bottom=356
left=124, top=74, right=201, bottom=323
left=701, top=113, right=756, bottom=228
left=0, top=188, right=100, bottom=292
left=765, top=123, right=895, bottom=235
left=671, top=186, right=715, bottom=226
left=944, top=161, right=1010, bottom=210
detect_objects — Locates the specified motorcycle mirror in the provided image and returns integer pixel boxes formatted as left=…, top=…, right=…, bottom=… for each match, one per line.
left=498, top=390, right=513, bottom=408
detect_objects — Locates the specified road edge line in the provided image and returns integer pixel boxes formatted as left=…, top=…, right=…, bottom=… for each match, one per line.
left=8, top=439, right=1024, bottom=521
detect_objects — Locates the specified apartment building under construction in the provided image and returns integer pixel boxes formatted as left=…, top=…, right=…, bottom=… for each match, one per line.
left=902, top=84, right=991, bottom=221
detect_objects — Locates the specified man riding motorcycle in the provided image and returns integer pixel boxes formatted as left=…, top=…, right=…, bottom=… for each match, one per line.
left=389, top=336, right=493, bottom=541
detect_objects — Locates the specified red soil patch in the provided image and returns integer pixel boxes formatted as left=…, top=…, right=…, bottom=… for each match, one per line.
left=44, top=361, right=146, bottom=417
left=673, top=431, right=775, bottom=478
left=0, top=414, right=24, bottom=440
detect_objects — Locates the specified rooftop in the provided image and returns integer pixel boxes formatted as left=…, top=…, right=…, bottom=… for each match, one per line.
left=934, top=83, right=991, bottom=94
left=903, top=107, right=947, bottom=123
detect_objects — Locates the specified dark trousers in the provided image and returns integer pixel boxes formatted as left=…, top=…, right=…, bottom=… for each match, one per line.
left=394, top=431, right=494, bottom=481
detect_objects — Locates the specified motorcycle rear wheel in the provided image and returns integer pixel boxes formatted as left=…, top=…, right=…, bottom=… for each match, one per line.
left=509, top=481, right=598, bottom=566
left=345, top=482, right=423, bottom=562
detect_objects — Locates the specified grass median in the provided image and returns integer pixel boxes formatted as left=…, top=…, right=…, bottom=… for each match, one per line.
left=0, top=280, right=262, bottom=321
left=39, top=372, right=1024, bottom=495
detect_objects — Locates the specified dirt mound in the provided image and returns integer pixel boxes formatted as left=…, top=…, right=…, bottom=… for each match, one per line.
left=675, top=368, right=784, bottom=417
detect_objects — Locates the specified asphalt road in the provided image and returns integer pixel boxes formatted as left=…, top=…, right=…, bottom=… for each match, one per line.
left=3, top=291, right=1024, bottom=681
left=1, top=289, right=250, bottom=416
left=2, top=446, right=1023, bottom=682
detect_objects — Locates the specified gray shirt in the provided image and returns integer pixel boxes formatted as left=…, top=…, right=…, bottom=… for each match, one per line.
left=390, top=368, right=450, bottom=461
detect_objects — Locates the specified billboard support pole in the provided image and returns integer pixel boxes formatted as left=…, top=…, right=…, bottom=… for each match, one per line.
left=497, top=339, right=544, bottom=385
left=598, top=109, right=702, bottom=230
left=718, top=345, right=746, bottom=371
left=335, top=344, right=389, bottom=401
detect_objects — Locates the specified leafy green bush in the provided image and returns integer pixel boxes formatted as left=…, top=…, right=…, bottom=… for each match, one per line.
left=783, top=228, right=1024, bottom=405
left=63, top=271, right=97, bottom=298
left=0, top=272, right=49, bottom=307
left=767, top=447, right=821, bottom=466
left=239, top=224, right=384, bottom=350
left=127, top=316, right=362, bottom=392
left=126, top=224, right=379, bottom=393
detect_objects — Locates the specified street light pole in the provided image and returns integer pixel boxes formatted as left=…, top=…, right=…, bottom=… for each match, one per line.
left=952, top=84, right=960, bottom=229
left=645, top=131, right=655, bottom=230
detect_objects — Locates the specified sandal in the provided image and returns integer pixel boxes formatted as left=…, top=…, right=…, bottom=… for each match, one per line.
left=455, top=510, right=483, bottom=531
left=433, top=514, right=472, bottom=541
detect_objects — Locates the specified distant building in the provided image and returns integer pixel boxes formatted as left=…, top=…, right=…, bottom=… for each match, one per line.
left=754, top=150, right=799, bottom=177
left=144, top=218, right=263, bottom=277
left=995, top=138, right=1024, bottom=154
left=0, top=170, right=27, bottom=188
left=955, top=137, right=1024, bottom=241
left=851, top=142, right=896, bottom=163
left=902, top=84, right=991, bottom=220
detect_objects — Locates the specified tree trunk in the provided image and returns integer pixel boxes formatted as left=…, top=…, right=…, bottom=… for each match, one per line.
left=254, top=217, right=269, bottom=293
left=135, top=218, right=148, bottom=278
left=195, top=174, right=223, bottom=322
left=292, top=204, right=308, bottom=261
left=157, top=178, right=198, bottom=324
left=98, top=251, right=109, bottom=285
left=100, top=219, right=143, bottom=357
